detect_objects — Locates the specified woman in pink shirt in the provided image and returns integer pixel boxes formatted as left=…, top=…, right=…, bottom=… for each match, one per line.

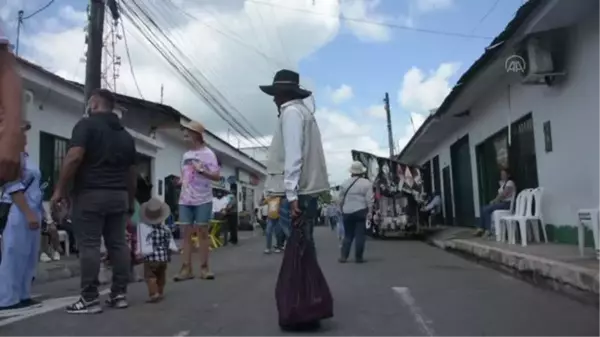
left=173, top=121, right=220, bottom=281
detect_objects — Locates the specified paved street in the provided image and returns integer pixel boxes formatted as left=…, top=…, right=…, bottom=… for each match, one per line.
left=0, top=228, right=598, bottom=336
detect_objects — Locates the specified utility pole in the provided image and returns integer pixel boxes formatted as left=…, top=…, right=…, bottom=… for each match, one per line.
left=15, top=11, right=23, bottom=56
left=83, top=0, right=107, bottom=110
left=384, top=92, right=394, bottom=158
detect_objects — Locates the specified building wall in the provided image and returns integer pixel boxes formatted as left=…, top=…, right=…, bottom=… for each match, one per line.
left=415, top=15, right=599, bottom=241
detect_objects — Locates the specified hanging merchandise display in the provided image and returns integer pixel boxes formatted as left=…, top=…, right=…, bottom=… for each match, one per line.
left=351, top=150, right=426, bottom=238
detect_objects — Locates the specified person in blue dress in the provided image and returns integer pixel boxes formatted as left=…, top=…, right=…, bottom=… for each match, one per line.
left=0, top=121, right=43, bottom=310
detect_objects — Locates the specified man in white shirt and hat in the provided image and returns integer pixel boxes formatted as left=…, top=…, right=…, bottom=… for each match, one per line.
left=259, top=69, right=329, bottom=248
left=0, top=19, right=24, bottom=185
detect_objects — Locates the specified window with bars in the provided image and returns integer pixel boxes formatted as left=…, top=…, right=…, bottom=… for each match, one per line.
left=39, top=132, right=69, bottom=200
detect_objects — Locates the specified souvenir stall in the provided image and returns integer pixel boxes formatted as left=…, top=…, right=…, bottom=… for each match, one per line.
left=351, top=150, right=425, bottom=238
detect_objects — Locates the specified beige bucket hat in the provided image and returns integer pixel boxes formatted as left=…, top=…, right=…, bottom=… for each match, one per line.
left=139, top=198, right=171, bottom=225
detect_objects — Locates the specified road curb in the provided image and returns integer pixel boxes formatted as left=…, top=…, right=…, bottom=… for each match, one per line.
left=35, top=262, right=80, bottom=285
left=428, top=238, right=599, bottom=304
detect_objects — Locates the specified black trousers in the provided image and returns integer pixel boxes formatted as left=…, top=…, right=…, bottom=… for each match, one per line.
left=72, top=189, right=130, bottom=301
left=223, top=213, right=238, bottom=245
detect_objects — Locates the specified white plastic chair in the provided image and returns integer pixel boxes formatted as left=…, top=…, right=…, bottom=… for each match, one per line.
left=500, top=189, right=532, bottom=244
left=58, top=230, right=70, bottom=257
left=504, top=187, right=547, bottom=246
left=492, top=191, right=517, bottom=242
left=577, top=208, right=599, bottom=260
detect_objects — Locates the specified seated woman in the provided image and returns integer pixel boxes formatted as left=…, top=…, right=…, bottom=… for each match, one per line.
left=476, top=168, right=516, bottom=237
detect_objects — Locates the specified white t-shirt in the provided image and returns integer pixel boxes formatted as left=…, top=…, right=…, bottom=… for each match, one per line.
left=498, top=180, right=516, bottom=202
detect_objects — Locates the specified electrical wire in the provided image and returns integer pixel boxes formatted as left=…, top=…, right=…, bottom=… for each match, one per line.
left=470, top=0, right=501, bottom=34
left=121, top=1, right=268, bottom=148
left=247, top=0, right=495, bottom=40
left=120, top=18, right=145, bottom=99
left=22, top=0, right=55, bottom=20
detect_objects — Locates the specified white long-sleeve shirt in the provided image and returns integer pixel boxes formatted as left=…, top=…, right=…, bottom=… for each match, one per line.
left=280, top=100, right=304, bottom=201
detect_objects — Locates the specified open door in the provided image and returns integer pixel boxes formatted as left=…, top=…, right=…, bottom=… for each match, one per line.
left=450, top=135, right=475, bottom=226
left=442, top=166, right=453, bottom=226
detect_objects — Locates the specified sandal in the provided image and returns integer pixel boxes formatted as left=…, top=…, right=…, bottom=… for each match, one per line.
left=199, top=267, right=215, bottom=280
left=173, top=264, right=194, bottom=282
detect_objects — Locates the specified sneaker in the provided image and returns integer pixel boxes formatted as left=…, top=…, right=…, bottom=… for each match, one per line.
left=105, top=294, right=128, bottom=309
left=40, top=253, right=52, bottom=263
left=65, top=297, right=103, bottom=314
left=264, top=249, right=272, bottom=254
left=52, top=251, right=61, bottom=261
left=20, top=298, right=42, bottom=308
left=274, top=248, right=282, bottom=253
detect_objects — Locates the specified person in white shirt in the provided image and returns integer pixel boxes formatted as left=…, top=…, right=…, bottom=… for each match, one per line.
left=476, top=168, right=516, bottom=237
left=419, top=193, right=441, bottom=227
left=337, top=161, right=373, bottom=263
left=259, top=69, right=329, bottom=249
left=0, top=19, right=24, bottom=185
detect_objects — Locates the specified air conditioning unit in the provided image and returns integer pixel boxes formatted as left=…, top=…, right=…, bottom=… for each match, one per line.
left=517, top=36, right=566, bottom=86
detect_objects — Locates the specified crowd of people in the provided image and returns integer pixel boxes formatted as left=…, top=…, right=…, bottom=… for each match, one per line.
left=0, top=20, right=334, bottom=327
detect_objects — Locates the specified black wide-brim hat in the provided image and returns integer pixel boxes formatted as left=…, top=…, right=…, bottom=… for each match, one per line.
left=259, top=69, right=312, bottom=99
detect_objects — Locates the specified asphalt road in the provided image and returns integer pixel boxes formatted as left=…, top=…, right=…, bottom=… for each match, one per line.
left=0, top=227, right=598, bottom=336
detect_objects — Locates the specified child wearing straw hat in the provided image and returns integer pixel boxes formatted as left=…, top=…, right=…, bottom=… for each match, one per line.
left=139, top=198, right=174, bottom=303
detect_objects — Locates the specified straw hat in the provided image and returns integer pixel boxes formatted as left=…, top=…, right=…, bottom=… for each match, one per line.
left=182, top=120, right=205, bottom=135
left=349, top=161, right=367, bottom=175
left=139, top=198, right=171, bottom=225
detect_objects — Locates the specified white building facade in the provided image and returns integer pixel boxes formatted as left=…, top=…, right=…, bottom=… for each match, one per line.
left=19, top=59, right=266, bottom=218
left=397, top=0, right=599, bottom=246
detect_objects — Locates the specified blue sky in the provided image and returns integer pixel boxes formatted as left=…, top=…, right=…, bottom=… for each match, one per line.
left=1, top=0, right=525, bottom=183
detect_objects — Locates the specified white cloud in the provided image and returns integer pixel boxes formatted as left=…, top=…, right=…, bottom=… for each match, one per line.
left=329, top=84, right=354, bottom=104
left=316, top=108, right=388, bottom=185
left=415, top=0, right=454, bottom=13
left=399, top=62, right=460, bottom=114
left=341, top=0, right=393, bottom=42
left=395, top=62, right=460, bottom=153
left=11, top=0, right=396, bottom=183
left=366, top=104, right=386, bottom=119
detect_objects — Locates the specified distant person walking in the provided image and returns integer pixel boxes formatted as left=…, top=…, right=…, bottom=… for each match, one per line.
left=0, top=19, right=24, bottom=185
left=173, top=121, right=220, bottom=281
left=51, top=89, right=137, bottom=314
left=338, top=161, right=373, bottom=263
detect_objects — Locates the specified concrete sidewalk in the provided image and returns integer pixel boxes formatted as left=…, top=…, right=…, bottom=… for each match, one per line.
left=428, top=227, right=599, bottom=302
left=33, top=231, right=260, bottom=285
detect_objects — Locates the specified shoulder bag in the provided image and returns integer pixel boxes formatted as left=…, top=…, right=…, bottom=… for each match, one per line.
left=339, top=178, right=360, bottom=214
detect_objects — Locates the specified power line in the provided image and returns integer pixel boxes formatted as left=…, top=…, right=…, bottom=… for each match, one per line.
left=120, top=1, right=268, bottom=148
left=470, top=0, right=501, bottom=33
left=248, top=0, right=494, bottom=40
left=22, top=0, right=55, bottom=20
left=120, top=18, right=145, bottom=99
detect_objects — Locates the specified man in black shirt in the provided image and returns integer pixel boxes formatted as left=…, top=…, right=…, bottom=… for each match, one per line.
left=51, top=88, right=137, bottom=314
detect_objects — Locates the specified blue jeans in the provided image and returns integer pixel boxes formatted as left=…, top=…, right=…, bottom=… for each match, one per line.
left=341, top=209, right=367, bottom=260
left=178, top=202, right=213, bottom=226
left=279, top=195, right=318, bottom=251
left=265, top=218, right=289, bottom=250
left=478, top=201, right=511, bottom=231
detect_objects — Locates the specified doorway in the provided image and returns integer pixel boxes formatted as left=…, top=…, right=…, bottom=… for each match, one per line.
left=432, top=155, right=441, bottom=194
left=442, top=166, right=453, bottom=226
left=450, top=135, right=475, bottom=226
left=422, top=160, right=432, bottom=195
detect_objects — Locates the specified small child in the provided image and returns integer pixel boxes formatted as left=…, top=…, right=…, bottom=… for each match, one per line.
left=138, top=198, right=174, bottom=303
